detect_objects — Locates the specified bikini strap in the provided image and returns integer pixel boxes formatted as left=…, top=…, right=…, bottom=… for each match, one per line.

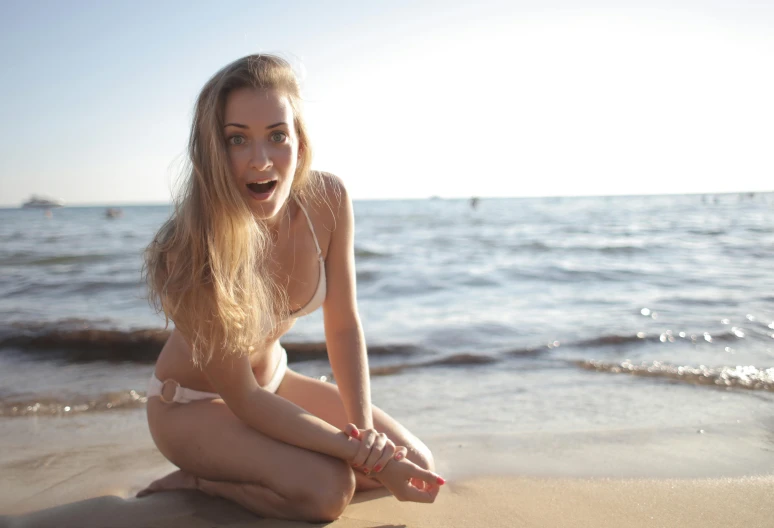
left=295, top=196, right=322, bottom=257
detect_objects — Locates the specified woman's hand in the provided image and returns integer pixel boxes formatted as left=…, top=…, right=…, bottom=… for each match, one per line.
left=373, top=452, right=444, bottom=503
left=343, top=424, right=446, bottom=503
left=344, top=423, right=400, bottom=475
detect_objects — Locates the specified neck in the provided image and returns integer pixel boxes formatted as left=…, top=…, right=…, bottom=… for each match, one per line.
left=263, top=196, right=295, bottom=240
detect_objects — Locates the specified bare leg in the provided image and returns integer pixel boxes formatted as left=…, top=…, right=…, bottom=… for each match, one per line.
left=140, top=369, right=431, bottom=519
left=142, top=397, right=356, bottom=522
left=136, top=468, right=336, bottom=521
left=276, top=369, right=436, bottom=479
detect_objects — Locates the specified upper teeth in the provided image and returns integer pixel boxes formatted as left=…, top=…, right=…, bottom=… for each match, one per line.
left=249, top=180, right=275, bottom=184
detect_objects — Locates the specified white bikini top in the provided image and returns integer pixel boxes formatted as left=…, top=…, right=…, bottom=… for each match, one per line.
left=289, top=198, right=326, bottom=318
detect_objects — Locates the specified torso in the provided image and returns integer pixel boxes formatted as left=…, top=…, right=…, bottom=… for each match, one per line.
left=153, top=192, right=333, bottom=391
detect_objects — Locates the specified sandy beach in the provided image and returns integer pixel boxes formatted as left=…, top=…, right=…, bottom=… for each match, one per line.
left=3, top=196, right=774, bottom=527
left=6, top=475, right=772, bottom=528
left=4, top=416, right=773, bottom=527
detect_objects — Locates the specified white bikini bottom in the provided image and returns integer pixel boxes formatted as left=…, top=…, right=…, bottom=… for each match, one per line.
left=147, top=345, right=288, bottom=403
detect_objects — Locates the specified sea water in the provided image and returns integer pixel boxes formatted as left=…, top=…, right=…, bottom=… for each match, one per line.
left=1, top=194, right=773, bottom=447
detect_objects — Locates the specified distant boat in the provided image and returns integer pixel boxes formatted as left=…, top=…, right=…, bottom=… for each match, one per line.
left=105, top=207, right=123, bottom=218
left=22, top=195, right=64, bottom=209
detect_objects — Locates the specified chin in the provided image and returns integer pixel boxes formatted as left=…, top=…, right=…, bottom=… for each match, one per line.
left=247, top=202, right=280, bottom=220
left=247, top=193, right=290, bottom=221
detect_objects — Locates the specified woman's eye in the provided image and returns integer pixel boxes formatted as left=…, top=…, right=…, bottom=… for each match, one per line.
left=228, top=136, right=245, bottom=146
left=270, top=131, right=287, bottom=142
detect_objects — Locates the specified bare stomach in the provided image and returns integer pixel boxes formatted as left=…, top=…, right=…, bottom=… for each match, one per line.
left=153, top=323, right=294, bottom=392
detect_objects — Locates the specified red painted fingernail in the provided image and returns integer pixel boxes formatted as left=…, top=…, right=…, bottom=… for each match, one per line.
left=395, top=453, right=404, bottom=460
left=436, top=477, right=446, bottom=485
left=350, top=429, right=360, bottom=439
left=374, top=465, right=381, bottom=472
left=352, top=463, right=359, bottom=468
left=363, top=468, right=370, bottom=475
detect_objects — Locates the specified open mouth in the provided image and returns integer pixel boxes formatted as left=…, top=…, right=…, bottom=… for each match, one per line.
left=246, top=180, right=277, bottom=195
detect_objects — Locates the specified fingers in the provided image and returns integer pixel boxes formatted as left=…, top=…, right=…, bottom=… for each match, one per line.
left=396, top=480, right=440, bottom=504
left=344, top=423, right=360, bottom=439
left=342, top=426, right=446, bottom=492
left=362, top=433, right=388, bottom=473
left=406, top=460, right=446, bottom=488
left=350, top=428, right=378, bottom=469
left=410, top=477, right=426, bottom=491
left=374, top=453, right=445, bottom=504
left=343, top=423, right=367, bottom=467
left=369, top=437, right=397, bottom=474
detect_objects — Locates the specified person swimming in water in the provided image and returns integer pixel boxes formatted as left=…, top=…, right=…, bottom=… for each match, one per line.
left=138, top=54, right=444, bottom=522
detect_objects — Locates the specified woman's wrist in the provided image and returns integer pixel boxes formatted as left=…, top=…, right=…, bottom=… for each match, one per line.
left=342, top=434, right=361, bottom=462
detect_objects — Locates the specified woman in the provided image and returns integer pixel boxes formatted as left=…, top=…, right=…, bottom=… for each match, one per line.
left=138, top=54, right=444, bottom=522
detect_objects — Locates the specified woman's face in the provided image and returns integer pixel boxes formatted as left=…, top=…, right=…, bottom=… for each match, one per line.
left=223, top=88, right=300, bottom=220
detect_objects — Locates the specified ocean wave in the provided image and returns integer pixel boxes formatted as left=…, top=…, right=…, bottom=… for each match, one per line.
left=3, top=278, right=142, bottom=298
left=574, top=334, right=655, bottom=347
left=0, top=327, right=170, bottom=362
left=508, top=241, right=552, bottom=252
left=506, top=265, right=646, bottom=284
left=507, top=329, right=749, bottom=354
left=0, top=252, right=116, bottom=267
left=574, top=359, right=774, bottom=391
left=0, top=390, right=147, bottom=417
left=506, top=241, right=651, bottom=255
left=359, top=353, right=500, bottom=377
left=567, top=329, right=755, bottom=348
left=424, top=353, right=498, bottom=366
left=505, top=346, right=550, bottom=358
left=356, top=269, right=380, bottom=282
left=0, top=318, right=758, bottom=373
left=686, top=228, right=727, bottom=236
left=68, top=279, right=144, bottom=295
left=652, top=296, right=734, bottom=307
left=0, top=323, right=421, bottom=363
left=0, top=351, right=498, bottom=417
left=354, top=248, right=389, bottom=259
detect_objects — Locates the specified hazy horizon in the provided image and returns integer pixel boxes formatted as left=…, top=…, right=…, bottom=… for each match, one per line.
left=4, top=188, right=771, bottom=210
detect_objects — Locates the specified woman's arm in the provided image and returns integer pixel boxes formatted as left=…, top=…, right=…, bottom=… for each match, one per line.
left=320, top=176, right=373, bottom=430
left=202, top=352, right=361, bottom=461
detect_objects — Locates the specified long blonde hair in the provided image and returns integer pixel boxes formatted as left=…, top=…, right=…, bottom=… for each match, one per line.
left=144, top=54, right=318, bottom=366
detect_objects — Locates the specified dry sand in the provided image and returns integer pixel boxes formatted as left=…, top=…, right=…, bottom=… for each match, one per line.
left=5, top=475, right=772, bottom=528
left=3, top=420, right=774, bottom=527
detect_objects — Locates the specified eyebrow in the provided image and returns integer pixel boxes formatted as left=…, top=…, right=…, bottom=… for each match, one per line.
left=223, top=122, right=288, bottom=129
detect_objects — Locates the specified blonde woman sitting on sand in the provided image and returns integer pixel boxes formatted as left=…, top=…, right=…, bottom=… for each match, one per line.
left=138, top=54, right=445, bottom=522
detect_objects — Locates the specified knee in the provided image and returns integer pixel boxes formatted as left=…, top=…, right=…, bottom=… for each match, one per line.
left=407, top=443, right=435, bottom=473
left=295, top=460, right=356, bottom=522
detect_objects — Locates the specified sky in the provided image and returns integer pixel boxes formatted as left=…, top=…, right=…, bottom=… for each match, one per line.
left=0, top=0, right=772, bottom=206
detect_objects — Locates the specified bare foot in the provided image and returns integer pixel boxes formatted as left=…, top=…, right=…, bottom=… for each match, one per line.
left=136, top=469, right=198, bottom=497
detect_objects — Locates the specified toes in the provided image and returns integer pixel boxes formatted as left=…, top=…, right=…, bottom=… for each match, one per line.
left=136, top=482, right=162, bottom=498
left=135, top=477, right=166, bottom=498
left=135, top=470, right=198, bottom=498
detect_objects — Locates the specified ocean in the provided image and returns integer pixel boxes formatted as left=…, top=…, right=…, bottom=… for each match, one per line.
left=1, top=193, right=773, bottom=476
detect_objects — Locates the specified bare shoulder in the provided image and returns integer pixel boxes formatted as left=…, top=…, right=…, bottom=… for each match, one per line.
left=318, top=170, right=349, bottom=210
left=305, top=171, right=351, bottom=232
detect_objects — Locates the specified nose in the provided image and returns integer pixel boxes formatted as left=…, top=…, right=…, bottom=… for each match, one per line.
left=249, top=142, right=272, bottom=171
